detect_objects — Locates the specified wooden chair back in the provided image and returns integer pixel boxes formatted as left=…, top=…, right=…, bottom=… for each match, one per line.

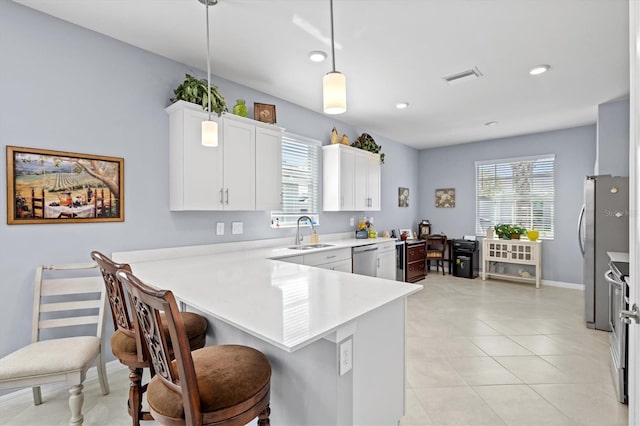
left=426, top=235, right=447, bottom=259
left=117, top=269, right=202, bottom=425
left=90, top=251, right=143, bottom=358
left=34, top=263, right=106, bottom=344
left=31, top=188, right=44, bottom=219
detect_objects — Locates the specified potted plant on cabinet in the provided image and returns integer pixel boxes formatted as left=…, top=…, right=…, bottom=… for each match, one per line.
left=170, top=74, right=228, bottom=115
left=494, top=223, right=526, bottom=240
left=351, top=133, right=385, bottom=164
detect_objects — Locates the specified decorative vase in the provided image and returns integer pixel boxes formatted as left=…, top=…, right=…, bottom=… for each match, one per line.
left=510, top=233, right=521, bottom=240
left=331, top=127, right=339, bottom=144
left=232, top=99, right=248, bottom=117
left=527, top=229, right=539, bottom=241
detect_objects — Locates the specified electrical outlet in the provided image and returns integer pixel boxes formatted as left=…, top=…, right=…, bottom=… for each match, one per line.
left=339, top=338, right=353, bottom=376
left=216, top=222, right=224, bottom=235
left=232, top=222, right=243, bottom=234
left=350, top=217, right=355, bottom=226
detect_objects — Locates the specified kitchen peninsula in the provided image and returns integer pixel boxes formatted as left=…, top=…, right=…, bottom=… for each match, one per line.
left=113, top=235, right=422, bottom=425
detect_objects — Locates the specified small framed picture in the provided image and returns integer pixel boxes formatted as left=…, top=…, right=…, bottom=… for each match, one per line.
left=254, top=102, right=276, bottom=124
left=398, top=187, right=409, bottom=207
left=435, top=188, right=455, bottom=208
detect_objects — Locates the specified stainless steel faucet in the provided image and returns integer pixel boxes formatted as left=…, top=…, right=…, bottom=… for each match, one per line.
left=295, top=215, right=315, bottom=245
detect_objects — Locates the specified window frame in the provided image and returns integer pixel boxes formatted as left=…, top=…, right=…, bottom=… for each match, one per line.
left=270, top=132, right=321, bottom=229
left=475, top=154, right=555, bottom=240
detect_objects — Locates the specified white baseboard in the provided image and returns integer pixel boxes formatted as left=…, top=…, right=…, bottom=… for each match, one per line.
left=0, top=360, right=125, bottom=404
left=541, top=279, right=585, bottom=290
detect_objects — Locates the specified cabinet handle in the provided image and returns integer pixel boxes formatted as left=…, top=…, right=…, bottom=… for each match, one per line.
left=326, top=255, right=337, bottom=259
left=225, top=189, right=229, bottom=204
left=219, top=188, right=224, bottom=205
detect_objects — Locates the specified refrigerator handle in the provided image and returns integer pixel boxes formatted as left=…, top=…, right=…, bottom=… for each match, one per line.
left=577, top=204, right=586, bottom=256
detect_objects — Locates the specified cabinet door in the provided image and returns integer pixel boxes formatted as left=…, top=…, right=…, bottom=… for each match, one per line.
left=255, top=127, right=282, bottom=211
left=377, top=249, right=396, bottom=280
left=169, top=107, right=222, bottom=210
left=222, top=118, right=255, bottom=210
left=354, top=151, right=368, bottom=210
left=367, top=154, right=381, bottom=211
left=340, top=148, right=355, bottom=210
left=317, top=259, right=352, bottom=273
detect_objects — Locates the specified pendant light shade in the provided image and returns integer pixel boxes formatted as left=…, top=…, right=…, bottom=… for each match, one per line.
left=323, top=71, right=346, bottom=114
left=201, top=0, right=218, bottom=147
left=202, top=120, right=218, bottom=147
left=323, top=0, right=346, bottom=115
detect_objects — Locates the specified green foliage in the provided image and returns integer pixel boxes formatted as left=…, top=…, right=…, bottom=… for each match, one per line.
left=170, top=74, right=228, bottom=116
left=351, top=133, right=385, bottom=164
left=494, top=223, right=526, bottom=239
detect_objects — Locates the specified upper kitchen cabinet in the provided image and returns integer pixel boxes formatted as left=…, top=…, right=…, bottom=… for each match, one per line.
left=322, top=144, right=381, bottom=211
left=166, top=101, right=283, bottom=211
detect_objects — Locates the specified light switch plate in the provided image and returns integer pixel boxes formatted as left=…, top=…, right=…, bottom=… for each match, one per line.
left=350, top=217, right=355, bottom=226
left=216, top=222, right=224, bottom=235
left=232, top=222, right=243, bottom=234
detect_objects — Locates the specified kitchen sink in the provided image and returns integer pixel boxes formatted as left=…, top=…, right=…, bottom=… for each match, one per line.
left=287, top=244, right=335, bottom=250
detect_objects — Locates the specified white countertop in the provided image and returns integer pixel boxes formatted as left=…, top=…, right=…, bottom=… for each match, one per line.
left=608, top=251, right=629, bottom=263
left=115, top=236, right=421, bottom=353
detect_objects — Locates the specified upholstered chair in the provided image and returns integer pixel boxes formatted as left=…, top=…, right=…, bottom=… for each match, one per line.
left=118, top=268, right=272, bottom=426
left=91, top=251, right=208, bottom=425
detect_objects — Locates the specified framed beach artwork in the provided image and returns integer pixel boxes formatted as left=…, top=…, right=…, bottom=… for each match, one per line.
left=6, top=146, right=124, bottom=224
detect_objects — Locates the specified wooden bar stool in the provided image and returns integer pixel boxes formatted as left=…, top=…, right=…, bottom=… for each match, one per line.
left=118, top=269, right=272, bottom=426
left=91, top=251, right=208, bottom=425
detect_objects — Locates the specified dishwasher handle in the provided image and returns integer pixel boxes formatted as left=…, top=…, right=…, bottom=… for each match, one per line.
left=352, top=245, right=378, bottom=254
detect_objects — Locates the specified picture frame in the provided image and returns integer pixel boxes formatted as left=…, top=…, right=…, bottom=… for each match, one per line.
left=435, top=188, right=455, bottom=208
left=254, top=102, right=276, bottom=124
left=6, top=146, right=124, bottom=224
left=398, top=187, right=409, bottom=207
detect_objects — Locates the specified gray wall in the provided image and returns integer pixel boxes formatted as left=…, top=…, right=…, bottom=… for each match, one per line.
left=417, top=125, right=597, bottom=285
left=0, top=1, right=420, bottom=359
left=595, top=98, right=630, bottom=176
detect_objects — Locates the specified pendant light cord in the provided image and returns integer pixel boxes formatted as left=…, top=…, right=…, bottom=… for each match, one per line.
left=330, top=0, right=336, bottom=72
left=206, top=1, right=212, bottom=120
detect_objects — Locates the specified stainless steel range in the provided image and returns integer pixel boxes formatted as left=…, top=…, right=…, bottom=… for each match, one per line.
left=605, top=260, right=629, bottom=404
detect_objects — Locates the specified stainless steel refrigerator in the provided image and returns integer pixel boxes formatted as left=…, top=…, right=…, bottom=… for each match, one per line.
left=578, top=175, right=629, bottom=331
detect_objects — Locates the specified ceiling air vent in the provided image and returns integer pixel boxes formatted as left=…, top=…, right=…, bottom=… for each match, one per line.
left=443, top=67, right=483, bottom=86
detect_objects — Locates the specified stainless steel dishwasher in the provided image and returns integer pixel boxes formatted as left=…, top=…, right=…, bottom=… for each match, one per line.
left=352, top=244, right=378, bottom=277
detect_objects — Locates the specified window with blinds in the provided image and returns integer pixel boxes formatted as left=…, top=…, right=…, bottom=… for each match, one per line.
left=475, top=154, right=555, bottom=239
left=270, top=133, right=320, bottom=228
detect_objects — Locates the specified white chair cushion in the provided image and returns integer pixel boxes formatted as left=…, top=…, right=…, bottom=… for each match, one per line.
left=0, top=336, right=100, bottom=381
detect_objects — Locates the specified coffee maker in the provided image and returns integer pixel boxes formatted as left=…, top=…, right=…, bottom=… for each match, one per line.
left=417, top=220, right=431, bottom=239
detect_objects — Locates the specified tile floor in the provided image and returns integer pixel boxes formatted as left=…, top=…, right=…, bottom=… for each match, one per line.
left=0, top=274, right=629, bottom=425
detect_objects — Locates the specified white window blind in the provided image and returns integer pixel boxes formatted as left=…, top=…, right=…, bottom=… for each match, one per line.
left=271, top=133, right=320, bottom=228
left=475, top=154, right=555, bottom=239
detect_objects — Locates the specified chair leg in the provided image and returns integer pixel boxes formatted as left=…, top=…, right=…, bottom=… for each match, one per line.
left=96, top=352, right=110, bottom=395
left=128, top=367, right=144, bottom=426
left=257, top=404, right=271, bottom=425
left=68, top=384, right=84, bottom=426
left=32, top=386, right=42, bottom=405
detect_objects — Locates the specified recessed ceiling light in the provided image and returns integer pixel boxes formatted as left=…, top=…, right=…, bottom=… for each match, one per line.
left=529, top=64, right=550, bottom=75
left=308, top=50, right=327, bottom=62
left=485, top=121, right=498, bottom=126
left=396, top=102, right=409, bottom=109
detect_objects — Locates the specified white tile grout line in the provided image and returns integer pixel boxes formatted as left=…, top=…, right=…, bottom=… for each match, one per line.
left=0, top=360, right=126, bottom=405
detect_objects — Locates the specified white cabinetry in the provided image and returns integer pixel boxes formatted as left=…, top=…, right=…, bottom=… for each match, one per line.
left=376, top=241, right=396, bottom=280
left=322, top=144, right=381, bottom=211
left=304, top=247, right=352, bottom=272
left=166, top=101, right=282, bottom=211
left=482, top=239, right=542, bottom=288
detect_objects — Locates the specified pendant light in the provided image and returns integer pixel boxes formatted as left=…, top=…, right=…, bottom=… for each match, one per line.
left=200, top=0, right=218, bottom=147
left=323, top=0, right=346, bottom=115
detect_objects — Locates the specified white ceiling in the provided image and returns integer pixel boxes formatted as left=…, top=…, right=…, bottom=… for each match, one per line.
left=14, top=0, right=630, bottom=150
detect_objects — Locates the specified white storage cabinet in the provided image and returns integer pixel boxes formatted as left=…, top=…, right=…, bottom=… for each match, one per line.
left=322, top=144, right=381, bottom=211
left=481, top=239, right=542, bottom=288
left=376, top=241, right=396, bottom=280
left=304, top=247, right=352, bottom=272
left=166, top=101, right=282, bottom=211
